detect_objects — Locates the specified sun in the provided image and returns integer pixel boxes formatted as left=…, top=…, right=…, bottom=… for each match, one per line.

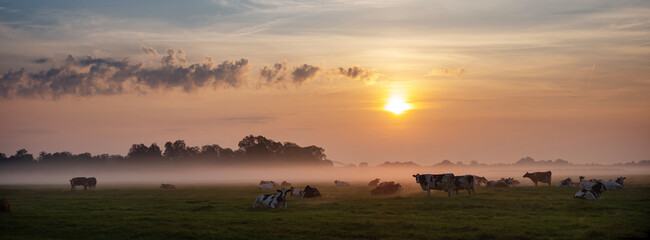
left=384, top=95, right=412, bottom=115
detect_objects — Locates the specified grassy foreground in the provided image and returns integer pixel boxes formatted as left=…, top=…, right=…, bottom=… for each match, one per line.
left=1, top=183, right=649, bottom=239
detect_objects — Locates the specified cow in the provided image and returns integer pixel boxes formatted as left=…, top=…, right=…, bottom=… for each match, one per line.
left=557, top=177, right=573, bottom=187
left=574, top=181, right=605, bottom=200
left=334, top=180, right=350, bottom=186
left=70, top=177, right=88, bottom=191
left=0, top=198, right=9, bottom=213
left=302, top=185, right=321, bottom=198
left=260, top=181, right=279, bottom=187
left=452, top=175, right=475, bottom=196
left=472, top=176, right=488, bottom=186
left=160, top=184, right=176, bottom=190
left=368, top=178, right=381, bottom=186
left=370, top=181, right=402, bottom=195
left=281, top=181, right=292, bottom=187
left=486, top=178, right=512, bottom=187
left=288, top=187, right=303, bottom=197
left=85, top=177, right=97, bottom=190
left=412, top=173, right=455, bottom=197
left=259, top=183, right=274, bottom=190
left=601, top=180, right=624, bottom=190
left=615, top=177, right=626, bottom=186
left=579, top=176, right=602, bottom=188
left=523, top=171, right=552, bottom=187
left=253, top=188, right=288, bottom=208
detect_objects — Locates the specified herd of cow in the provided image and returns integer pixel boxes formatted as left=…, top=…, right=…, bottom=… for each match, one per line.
left=59, top=171, right=628, bottom=210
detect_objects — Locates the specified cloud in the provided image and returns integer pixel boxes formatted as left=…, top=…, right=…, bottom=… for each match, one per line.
left=257, top=62, right=321, bottom=87
left=337, top=66, right=382, bottom=85
left=292, top=64, right=320, bottom=84
left=31, top=58, right=50, bottom=64
left=428, top=67, right=465, bottom=78
left=141, top=46, right=159, bottom=56
left=0, top=50, right=249, bottom=99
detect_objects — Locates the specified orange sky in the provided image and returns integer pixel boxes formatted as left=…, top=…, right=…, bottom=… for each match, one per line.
left=0, top=0, right=648, bottom=164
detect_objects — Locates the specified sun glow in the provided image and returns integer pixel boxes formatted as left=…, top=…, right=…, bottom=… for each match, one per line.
left=384, top=94, right=412, bottom=115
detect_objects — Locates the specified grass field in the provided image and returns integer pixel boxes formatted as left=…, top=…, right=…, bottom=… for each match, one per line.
left=1, top=181, right=649, bottom=239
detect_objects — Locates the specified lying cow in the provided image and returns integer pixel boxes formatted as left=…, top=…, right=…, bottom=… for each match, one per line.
left=260, top=181, right=279, bottom=187
left=574, top=181, right=605, bottom=200
left=334, top=180, right=350, bottom=186
left=452, top=175, right=475, bottom=196
left=368, top=178, right=380, bottom=186
left=302, top=185, right=321, bottom=198
left=557, top=177, right=573, bottom=187
left=86, top=177, right=97, bottom=190
left=472, top=176, right=488, bottom=186
left=615, top=177, right=626, bottom=186
left=160, top=184, right=176, bottom=190
left=486, top=178, right=512, bottom=187
left=288, top=187, right=303, bottom=197
left=281, top=181, right=292, bottom=187
left=259, top=183, right=274, bottom=190
left=578, top=176, right=599, bottom=188
left=253, top=188, right=288, bottom=208
left=70, top=177, right=88, bottom=191
left=523, top=171, right=552, bottom=187
left=601, top=180, right=624, bottom=190
left=412, top=173, right=454, bottom=197
left=370, top=181, right=402, bottom=195
left=0, top=198, right=8, bottom=213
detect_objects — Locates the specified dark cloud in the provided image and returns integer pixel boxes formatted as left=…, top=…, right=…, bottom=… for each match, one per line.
left=0, top=51, right=249, bottom=99
left=337, top=66, right=381, bottom=85
left=259, top=62, right=287, bottom=85
left=291, top=64, right=320, bottom=84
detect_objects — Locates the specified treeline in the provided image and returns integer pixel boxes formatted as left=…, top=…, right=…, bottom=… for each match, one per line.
left=0, top=135, right=333, bottom=171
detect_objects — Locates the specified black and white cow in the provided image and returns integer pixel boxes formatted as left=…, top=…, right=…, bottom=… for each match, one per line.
left=557, top=177, right=573, bottom=187
left=412, top=173, right=455, bottom=197
left=288, top=187, right=303, bottom=197
left=452, top=175, right=475, bottom=196
left=70, top=177, right=87, bottom=191
left=253, top=188, right=288, bottom=208
left=523, top=171, right=552, bottom=187
left=334, top=180, right=350, bottom=186
left=574, top=181, right=606, bottom=200
left=472, top=176, right=488, bottom=186
left=370, top=181, right=402, bottom=195
left=615, top=177, right=626, bottom=186
left=486, top=178, right=512, bottom=187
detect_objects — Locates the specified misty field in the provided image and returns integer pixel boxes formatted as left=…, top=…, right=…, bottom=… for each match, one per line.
left=1, top=181, right=649, bottom=239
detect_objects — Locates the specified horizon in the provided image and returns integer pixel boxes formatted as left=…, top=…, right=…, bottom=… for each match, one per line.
left=1, top=0, right=649, bottom=166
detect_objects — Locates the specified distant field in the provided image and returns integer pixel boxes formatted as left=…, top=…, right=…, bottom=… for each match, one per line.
left=1, top=180, right=649, bottom=239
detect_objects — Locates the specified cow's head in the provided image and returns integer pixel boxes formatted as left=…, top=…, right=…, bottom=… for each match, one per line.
left=276, top=188, right=288, bottom=201
left=523, top=172, right=532, bottom=178
left=616, top=177, right=626, bottom=185
left=413, top=174, right=421, bottom=183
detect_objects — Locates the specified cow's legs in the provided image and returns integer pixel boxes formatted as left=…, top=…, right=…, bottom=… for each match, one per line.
left=427, top=189, right=431, bottom=197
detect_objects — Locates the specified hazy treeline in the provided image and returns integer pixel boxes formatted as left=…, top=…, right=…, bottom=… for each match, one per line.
left=0, top=135, right=333, bottom=171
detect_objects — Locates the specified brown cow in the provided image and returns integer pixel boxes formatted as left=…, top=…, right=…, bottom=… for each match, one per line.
left=523, top=171, right=552, bottom=187
left=70, top=177, right=88, bottom=191
left=281, top=181, right=292, bottom=187
left=368, top=178, right=380, bottom=186
left=371, top=181, right=402, bottom=195
left=85, top=177, right=97, bottom=190
left=0, top=198, right=9, bottom=213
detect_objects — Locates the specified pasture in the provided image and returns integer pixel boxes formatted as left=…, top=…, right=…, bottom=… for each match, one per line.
left=1, top=180, right=649, bottom=239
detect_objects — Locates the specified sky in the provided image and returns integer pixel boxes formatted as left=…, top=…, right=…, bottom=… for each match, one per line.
left=0, top=0, right=648, bottom=165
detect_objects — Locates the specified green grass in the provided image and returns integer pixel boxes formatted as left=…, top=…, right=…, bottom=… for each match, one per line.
left=1, top=184, right=649, bottom=239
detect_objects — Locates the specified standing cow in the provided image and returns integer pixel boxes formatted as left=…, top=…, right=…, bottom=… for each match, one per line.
left=85, top=177, right=97, bottom=190
left=70, top=177, right=88, bottom=191
left=253, top=188, right=288, bottom=208
left=412, top=173, right=455, bottom=197
left=523, top=171, right=552, bottom=187
left=452, top=175, right=475, bottom=196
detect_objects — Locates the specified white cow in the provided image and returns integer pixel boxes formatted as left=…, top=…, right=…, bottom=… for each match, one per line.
left=259, top=183, right=274, bottom=190
left=253, top=188, right=288, bottom=208
left=334, top=180, right=350, bottom=186
left=601, top=180, right=623, bottom=190
left=574, top=181, right=606, bottom=200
